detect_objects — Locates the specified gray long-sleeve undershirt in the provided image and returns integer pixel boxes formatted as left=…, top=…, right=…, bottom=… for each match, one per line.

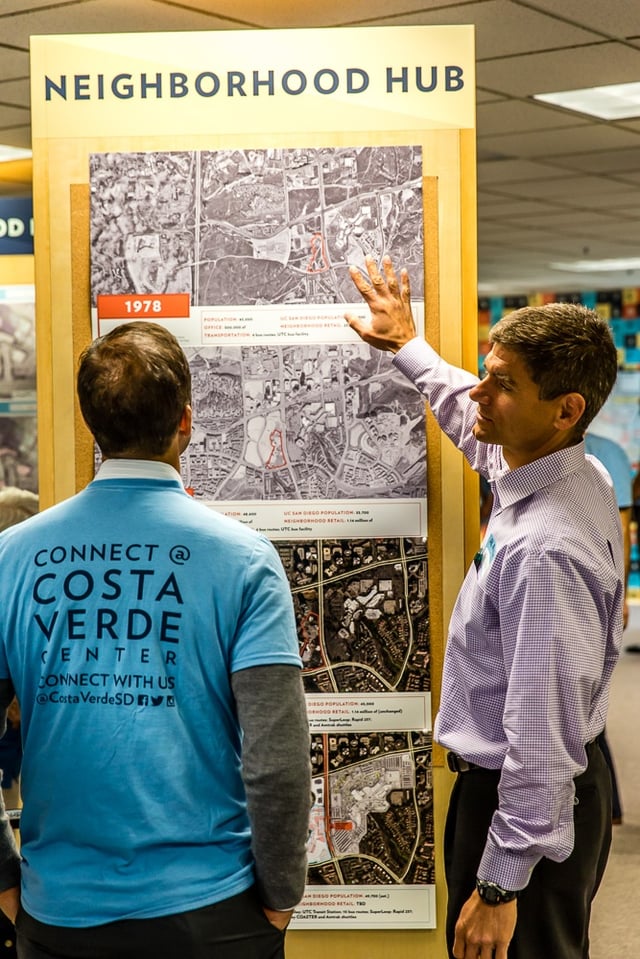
left=0, top=678, right=21, bottom=894
left=231, top=663, right=311, bottom=910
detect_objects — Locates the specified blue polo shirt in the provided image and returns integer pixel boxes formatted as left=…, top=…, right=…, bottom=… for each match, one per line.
left=0, top=461, right=301, bottom=926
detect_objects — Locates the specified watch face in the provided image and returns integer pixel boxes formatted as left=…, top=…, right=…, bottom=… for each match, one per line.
left=478, top=883, right=499, bottom=903
left=476, top=881, right=517, bottom=904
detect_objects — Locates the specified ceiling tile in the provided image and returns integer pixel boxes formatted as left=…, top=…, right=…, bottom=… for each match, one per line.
left=477, top=158, right=574, bottom=184
left=0, top=126, right=31, bottom=148
left=0, top=0, right=254, bottom=47
left=483, top=176, right=637, bottom=203
left=348, top=0, right=602, bottom=56
left=0, top=47, right=29, bottom=71
left=0, top=79, right=30, bottom=109
left=606, top=170, right=640, bottom=187
left=488, top=209, right=625, bottom=230
left=476, top=89, right=507, bottom=104
left=545, top=189, right=640, bottom=212
left=526, top=0, right=640, bottom=39
left=547, top=146, right=640, bottom=174
left=0, top=105, right=30, bottom=129
left=163, top=0, right=474, bottom=29
left=477, top=98, right=591, bottom=135
left=477, top=196, right=557, bottom=216
left=479, top=123, right=640, bottom=159
left=477, top=42, right=640, bottom=97
left=0, top=0, right=85, bottom=12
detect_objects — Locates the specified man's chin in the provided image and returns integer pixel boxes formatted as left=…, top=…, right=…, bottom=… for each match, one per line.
left=472, top=423, right=492, bottom=444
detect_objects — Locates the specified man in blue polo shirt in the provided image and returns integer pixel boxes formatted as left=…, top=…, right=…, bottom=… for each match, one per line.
left=0, top=322, right=311, bottom=959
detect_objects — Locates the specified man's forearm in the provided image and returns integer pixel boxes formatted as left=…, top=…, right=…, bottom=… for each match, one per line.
left=0, top=807, right=20, bottom=896
left=232, top=664, right=311, bottom=910
left=0, top=885, right=18, bottom=924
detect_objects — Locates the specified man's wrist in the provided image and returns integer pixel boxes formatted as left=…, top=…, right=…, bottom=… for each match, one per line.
left=475, top=878, right=519, bottom=905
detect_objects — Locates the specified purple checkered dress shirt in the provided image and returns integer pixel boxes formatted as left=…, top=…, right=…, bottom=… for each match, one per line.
left=395, top=338, right=624, bottom=890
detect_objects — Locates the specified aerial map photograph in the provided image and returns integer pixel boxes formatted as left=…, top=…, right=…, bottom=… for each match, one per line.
left=89, top=145, right=424, bottom=305
left=89, top=145, right=433, bottom=922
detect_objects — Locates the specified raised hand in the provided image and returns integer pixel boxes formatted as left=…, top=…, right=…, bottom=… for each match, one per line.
left=344, top=254, right=418, bottom=354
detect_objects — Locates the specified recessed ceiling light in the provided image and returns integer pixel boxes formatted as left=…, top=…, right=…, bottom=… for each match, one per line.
left=0, top=146, right=32, bottom=163
left=549, top=257, right=640, bottom=272
left=534, top=81, right=640, bottom=120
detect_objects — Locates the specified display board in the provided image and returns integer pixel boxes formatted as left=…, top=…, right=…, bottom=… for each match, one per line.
left=0, top=197, right=33, bottom=256
left=0, top=255, right=37, bottom=492
left=31, top=25, right=478, bottom=958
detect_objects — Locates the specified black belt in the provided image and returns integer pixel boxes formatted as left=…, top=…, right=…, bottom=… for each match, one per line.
left=446, top=751, right=489, bottom=774
left=447, top=739, right=598, bottom=775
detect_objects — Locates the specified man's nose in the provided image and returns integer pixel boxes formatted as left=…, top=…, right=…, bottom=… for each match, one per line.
left=469, top=380, right=485, bottom=402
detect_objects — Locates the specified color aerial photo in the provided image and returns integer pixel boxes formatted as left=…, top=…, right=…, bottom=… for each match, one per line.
left=276, top=536, right=429, bottom=694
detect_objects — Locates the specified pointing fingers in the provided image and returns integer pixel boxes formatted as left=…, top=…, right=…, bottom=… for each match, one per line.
left=344, top=254, right=418, bottom=354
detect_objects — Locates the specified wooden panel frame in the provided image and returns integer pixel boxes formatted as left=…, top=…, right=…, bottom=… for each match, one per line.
left=60, top=159, right=475, bottom=959
left=32, top=27, right=478, bottom=958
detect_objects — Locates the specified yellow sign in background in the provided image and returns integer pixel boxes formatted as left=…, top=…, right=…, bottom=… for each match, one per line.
left=31, top=25, right=478, bottom=958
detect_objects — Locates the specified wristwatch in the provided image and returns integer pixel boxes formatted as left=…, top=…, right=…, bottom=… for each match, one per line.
left=475, top=879, right=519, bottom=905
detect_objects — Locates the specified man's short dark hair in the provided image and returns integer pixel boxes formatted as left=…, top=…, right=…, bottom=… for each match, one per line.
left=490, top=303, right=618, bottom=436
left=77, top=322, right=191, bottom=458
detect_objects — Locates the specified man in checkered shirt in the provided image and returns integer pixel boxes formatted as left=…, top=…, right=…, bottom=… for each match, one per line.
left=346, top=255, right=622, bottom=959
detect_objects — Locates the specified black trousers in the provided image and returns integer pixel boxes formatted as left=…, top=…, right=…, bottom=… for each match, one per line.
left=16, top=887, right=286, bottom=959
left=444, top=740, right=612, bottom=959
left=596, top=728, right=622, bottom=820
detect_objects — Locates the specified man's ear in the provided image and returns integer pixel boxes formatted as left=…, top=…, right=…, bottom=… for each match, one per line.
left=178, top=404, right=192, bottom=452
left=554, top=392, right=586, bottom=432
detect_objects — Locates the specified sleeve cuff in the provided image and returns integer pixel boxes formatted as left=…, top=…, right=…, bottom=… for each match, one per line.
left=478, top=837, right=537, bottom=891
left=0, top=847, right=20, bottom=894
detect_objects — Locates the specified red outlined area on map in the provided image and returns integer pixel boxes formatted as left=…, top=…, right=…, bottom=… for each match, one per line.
left=307, top=233, right=329, bottom=274
left=265, top=428, right=287, bottom=469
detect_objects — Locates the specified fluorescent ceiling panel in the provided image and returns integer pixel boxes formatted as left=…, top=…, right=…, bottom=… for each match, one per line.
left=534, top=81, right=640, bottom=119
left=0, top=146, right=31, bottom=163
left=549, top=257, right=640, bottom=272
